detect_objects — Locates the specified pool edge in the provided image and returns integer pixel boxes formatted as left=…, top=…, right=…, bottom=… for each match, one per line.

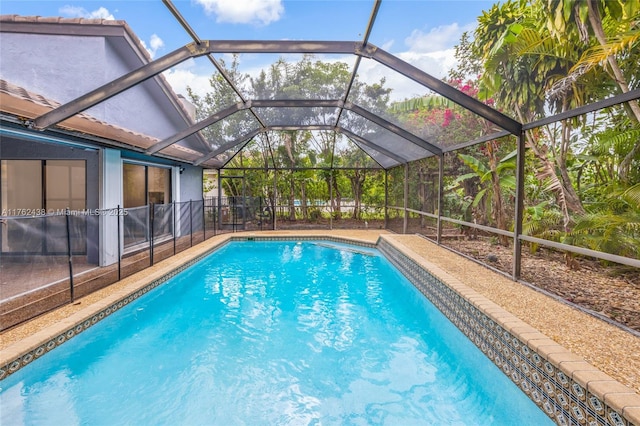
left=2, top=232, right=639, bottom=426
left=377, top=235, right=640, bottom=426
left=0, top=234, right=377, bottom=380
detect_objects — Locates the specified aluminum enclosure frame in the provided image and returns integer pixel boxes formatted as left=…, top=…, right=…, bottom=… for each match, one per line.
left=18, top=0, right=640, bottom=282
left=30, top=37, right=519, bottom=169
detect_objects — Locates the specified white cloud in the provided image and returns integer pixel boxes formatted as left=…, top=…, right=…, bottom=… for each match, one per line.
left=381, top=40, right=395, bottom=51
left=194, top=0, right=284, bottom=25
left=140, top=34, right=165, bottom=59
left=165, top=20, right=474, bottom=103
left=150, top=34, right=164, bottom=52
left=59, top=5, right=115, bottom=20
left=369, top=22, right=476, bottom=100
left=163, top=59, right=214, bottom=99
left=399, top=49, right=458, bottom=78
left=404, top=23, right=470, bottom=53
left=356, top=59, right=431, bottom=102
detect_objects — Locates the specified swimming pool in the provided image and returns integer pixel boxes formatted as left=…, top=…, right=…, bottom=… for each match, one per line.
left=1, top=240, right=552, bottom=424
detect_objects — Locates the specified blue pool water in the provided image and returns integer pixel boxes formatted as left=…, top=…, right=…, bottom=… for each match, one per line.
left=1, top=240, right=552, bottom=425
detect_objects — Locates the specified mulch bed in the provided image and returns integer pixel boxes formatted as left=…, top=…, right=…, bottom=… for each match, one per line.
left=440, top=237, right=640, bottom=333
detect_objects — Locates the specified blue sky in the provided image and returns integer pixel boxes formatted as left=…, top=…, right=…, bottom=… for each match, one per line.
left=0, top=0, right=495, bottom=100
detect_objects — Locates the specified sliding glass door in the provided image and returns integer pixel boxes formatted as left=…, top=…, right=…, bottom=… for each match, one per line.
left=122, top=163, right=172, bottom=249
left=0, top=159, right=86, bottom=253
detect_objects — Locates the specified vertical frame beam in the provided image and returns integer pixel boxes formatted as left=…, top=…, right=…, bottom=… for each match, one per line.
left=403, top=163, right=409, bottom=234
left=384, top=169, right=388, bottom=229
left=202, top=198, right=206, bottom=240
left=217, top=170, right=222, bottom=231
left=173, top=201, right=177, bottom=255
left=437, top=154, right=444, bottom=244
left=65, top=209, right=75, bottom=303
left=149, top=203, right=154, bottom=266
left=117, top=204, right=121, bottom=281
left=512, top=131, right=526, bottom=280
left=329, top=173, right=334, bottom=230
left=189, top=200, right=193, bottom=247
left=273, top=170, right=278, bottom=231
left=242, top=171, right=247, bottom=231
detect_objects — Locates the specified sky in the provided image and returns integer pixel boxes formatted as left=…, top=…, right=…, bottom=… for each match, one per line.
left=0, top=0, right=495, bottom=101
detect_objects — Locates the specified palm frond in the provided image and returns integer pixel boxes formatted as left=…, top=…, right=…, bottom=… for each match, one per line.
left=595, top=128, right=640, bottom=156
left=458, top=153, right=490, bottom=177
left=570, top=31, right=640, bottom=73
left=511, top=28, right=562, bottom=59
left=622, top=183, right=640, bottom=207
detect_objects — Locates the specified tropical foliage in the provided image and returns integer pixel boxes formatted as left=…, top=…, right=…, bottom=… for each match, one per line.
left=189, top=54, right=390, bottom=222
left=390, top=0, right=639, bottom=260
left=188, top=0, right=639, bottom=261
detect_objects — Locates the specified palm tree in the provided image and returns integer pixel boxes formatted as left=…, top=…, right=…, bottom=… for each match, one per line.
left=545, top=0, right=640, bottom=182
left=454, top=146, right=517, bottom=244
left=473, top=0, right=589, bottom=230
left=565, top=183, right=640, bottom=259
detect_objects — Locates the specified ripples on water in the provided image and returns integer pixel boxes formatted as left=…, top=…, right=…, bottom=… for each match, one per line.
left=0, top=241, right=552, bottom=425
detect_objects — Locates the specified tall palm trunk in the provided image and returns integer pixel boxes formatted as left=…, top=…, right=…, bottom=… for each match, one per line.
left=517, top=107, right=584, bottom=231
left=587, top=0, right=640, bottom=181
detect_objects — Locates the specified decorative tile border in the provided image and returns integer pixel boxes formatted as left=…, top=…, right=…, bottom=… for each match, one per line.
left=377, top=238, right=636, bottom=426
left=230, top=235, right=377, bottom=249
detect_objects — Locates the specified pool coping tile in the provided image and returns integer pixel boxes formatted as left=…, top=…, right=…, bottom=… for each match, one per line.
left=623, top=406, right=640, bottom=426
left=604, top=390, right=640, bottom=412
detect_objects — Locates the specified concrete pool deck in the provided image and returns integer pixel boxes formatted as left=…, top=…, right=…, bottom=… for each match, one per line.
left=1, top=230, right=639, bottom=423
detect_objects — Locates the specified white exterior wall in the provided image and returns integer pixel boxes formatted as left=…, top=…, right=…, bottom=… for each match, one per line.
left=100, top=148, right=122, bottom=266
left=0, top=33, right=106, bottom=103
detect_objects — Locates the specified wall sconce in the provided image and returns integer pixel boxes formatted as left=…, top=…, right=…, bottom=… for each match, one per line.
left=179, top=166, right=185, bottom=174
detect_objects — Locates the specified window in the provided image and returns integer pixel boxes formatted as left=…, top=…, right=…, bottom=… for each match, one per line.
left=46, top=160, right=86, bottom=211
left=122, top=163, right=171, bottom=208
left=1, top=160, right=87, bottom=253
left=148, top=166, right=171, bottom=205
left=1, top=159, right=86, bottom=214
left=123, top=163, right=146, bottom=208
left=122, top=163, right=172, bottom=250
left=1, top=160, right=42, bottom=215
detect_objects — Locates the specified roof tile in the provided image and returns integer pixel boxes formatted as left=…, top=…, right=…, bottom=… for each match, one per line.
left=0, top=79, right=206, bottom=164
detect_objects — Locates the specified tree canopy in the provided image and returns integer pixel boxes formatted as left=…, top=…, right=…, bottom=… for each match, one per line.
left=187, top=0, right=639, bottom=261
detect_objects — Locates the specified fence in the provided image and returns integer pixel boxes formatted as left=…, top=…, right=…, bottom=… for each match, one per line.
left=2, top=195, right=389, bottom=330
left=0, top=196, right=276, bottom=331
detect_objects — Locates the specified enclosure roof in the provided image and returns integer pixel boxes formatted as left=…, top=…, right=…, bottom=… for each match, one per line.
left=1, top=1, right=524, bottom=170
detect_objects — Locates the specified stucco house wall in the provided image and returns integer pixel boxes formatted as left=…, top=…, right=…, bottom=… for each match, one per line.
left=0, top=16, right=209, bottom=266
left=0, top=31, right=197, bottom=144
